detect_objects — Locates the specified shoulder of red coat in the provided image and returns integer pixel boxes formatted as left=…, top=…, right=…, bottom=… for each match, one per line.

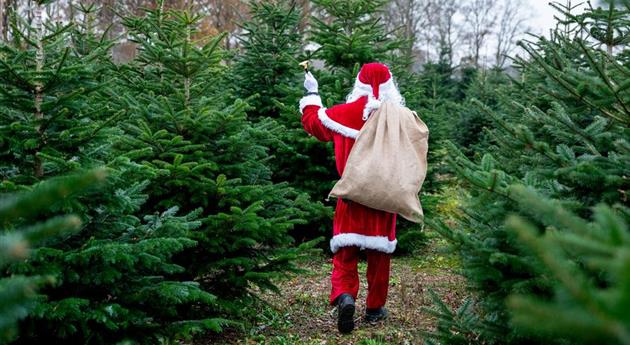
left=327, top=96, right=368, bottom=130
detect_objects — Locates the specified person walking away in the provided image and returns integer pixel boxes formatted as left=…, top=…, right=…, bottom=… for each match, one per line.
left=298, top=63, right=406, bottom=334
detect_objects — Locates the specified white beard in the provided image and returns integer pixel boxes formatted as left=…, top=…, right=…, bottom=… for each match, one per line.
left=346, top=76, right=405, bottom=120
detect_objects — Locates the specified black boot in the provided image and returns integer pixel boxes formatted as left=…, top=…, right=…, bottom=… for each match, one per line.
left=365, top=307, right=388, bottom=322
left=335, top=293, right=355, bottom=333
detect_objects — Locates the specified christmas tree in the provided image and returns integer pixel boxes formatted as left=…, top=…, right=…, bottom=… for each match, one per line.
left=427, top=1, right=630, bottom=343
left=231, top=0, right=332, bottom=240
left=233, top=1, right=303, bottom=121
left=0, top=171, right=103, bottom=344
left=413, top=54, right=465, bottom=202
left=113, top=1, right=316, bottom=318
left=453, top=68, right=511, bottom=158
left=0, top=2, right=221, bottom=343
left=506, top=186, right=630, bottom=345
left=310, top=0, right=405, bottom=105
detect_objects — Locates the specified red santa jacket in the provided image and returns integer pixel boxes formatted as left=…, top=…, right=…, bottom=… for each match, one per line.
left=299, top=94, right=397, bottom=254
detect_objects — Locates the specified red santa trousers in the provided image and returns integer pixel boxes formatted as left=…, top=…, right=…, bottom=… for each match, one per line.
left=330, top=246, right=391, bottom=309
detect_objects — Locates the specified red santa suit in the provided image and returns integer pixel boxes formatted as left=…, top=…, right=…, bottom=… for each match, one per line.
left=299, top=63, right=402, bottom=309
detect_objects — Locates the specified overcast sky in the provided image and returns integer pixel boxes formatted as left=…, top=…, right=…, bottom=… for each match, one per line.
left=471, top=1, right=591, bottom=66
left=527, top=1, right=588, bottom=36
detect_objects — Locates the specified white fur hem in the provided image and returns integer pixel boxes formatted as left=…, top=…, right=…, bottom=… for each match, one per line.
left=330, top=233, right=397, bottom=254
left=299, top=95, right=323, bottom=113
left=317, top=108, right=359, bottom=139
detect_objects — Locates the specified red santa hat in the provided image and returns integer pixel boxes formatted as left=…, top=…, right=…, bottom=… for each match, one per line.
left=357, top=63, right=392, bottom=99
left=347, top=63, right=403, bottom=120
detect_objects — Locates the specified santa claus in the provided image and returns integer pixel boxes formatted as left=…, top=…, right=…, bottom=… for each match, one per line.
left=299, top=62, right=404, bottom=333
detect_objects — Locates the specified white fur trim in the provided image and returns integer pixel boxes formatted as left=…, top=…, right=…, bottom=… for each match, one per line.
left=299, top=94, right=323, bottom=113
left=363, top=96, right=382, bottom=121
left=317, top=108, right=359, bottom=139
left=330, top=233, right=397, bottom=254
left=346, top=76, right=405, bottom=107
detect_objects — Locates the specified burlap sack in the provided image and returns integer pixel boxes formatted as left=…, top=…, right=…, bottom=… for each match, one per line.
left=329, top=101, right=429, bottom=223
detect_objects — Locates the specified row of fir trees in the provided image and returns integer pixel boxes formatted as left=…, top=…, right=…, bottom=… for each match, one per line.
left=230, top=0, right=434, bottom=251
left=0, top=0, right=444, bottom=343
left=425, top=1, right=630, bottom=345
left=0, top=0, right=315, bottom=343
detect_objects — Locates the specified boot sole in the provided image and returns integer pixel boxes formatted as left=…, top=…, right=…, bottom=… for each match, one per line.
left=337, top=303, right=355, bottom=334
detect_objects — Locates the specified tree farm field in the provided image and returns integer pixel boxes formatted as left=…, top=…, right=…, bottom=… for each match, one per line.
left=2, top=0, right=629, bottom=344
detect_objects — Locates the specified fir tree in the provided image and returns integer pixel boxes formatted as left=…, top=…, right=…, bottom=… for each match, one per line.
left=310, top=0, right=405, bottom=105
left=0, top=171, right=104, bottom=344
left=429, top=2, right=630, bottom=344
left=231, top=0, right=332, bottom=240
left=422, top=291, right=491, bottom=345
left=506, top=186, right=630, bottom=345
left=454, top=69, right=511, bottom=158
left=414, top=56, right=460, bottom=194
left=113, top=2, right=316, bottom=319
left=0, top=2, right=221, bottom=343
left=233, top=0, right=303, bottom=121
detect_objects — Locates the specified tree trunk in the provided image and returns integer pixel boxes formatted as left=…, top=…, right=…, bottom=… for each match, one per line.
left=0, top=0, right=5, bottom=42
left=184, top=25, right=191, bottom=107
left=34, top=3, right=44, bottom=178
left=0, top=0, right=12, bottom=42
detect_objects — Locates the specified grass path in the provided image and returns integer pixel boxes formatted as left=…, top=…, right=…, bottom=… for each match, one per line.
left=204, top=238, right=467, bottom=345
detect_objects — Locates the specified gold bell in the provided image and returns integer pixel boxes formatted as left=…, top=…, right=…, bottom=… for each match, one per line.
left=299, top=60, right=310, bottom=72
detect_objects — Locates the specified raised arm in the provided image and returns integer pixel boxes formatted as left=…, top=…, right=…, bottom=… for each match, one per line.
left=299, top=72, right=333, bottom=142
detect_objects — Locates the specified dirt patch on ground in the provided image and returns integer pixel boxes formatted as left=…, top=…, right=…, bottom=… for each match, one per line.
left=201, top=239, right=468, bottom=345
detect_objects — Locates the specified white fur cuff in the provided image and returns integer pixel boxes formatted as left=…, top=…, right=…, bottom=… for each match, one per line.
left=330, top=233, right=397, bottom=254
left=299, top=95, right=323, bottom=113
